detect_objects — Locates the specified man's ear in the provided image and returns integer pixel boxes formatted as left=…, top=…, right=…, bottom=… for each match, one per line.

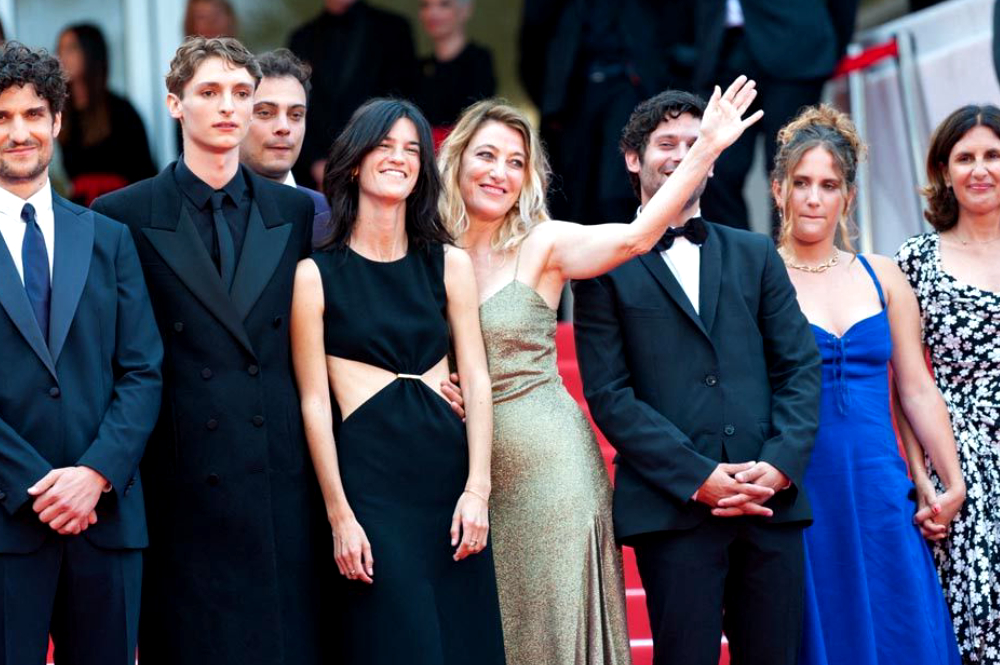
left=51, top=111, right=62, bottom=139
left=624, top=150, right=642, bottom=175
left=166, top=92, right=183, bottom=121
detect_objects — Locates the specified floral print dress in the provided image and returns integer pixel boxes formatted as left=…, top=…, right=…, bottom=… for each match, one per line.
left=896, top=233, right=1000, bottom=664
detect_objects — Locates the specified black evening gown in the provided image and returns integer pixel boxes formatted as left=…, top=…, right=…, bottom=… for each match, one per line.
left=312, top=243, right=506, bottom=665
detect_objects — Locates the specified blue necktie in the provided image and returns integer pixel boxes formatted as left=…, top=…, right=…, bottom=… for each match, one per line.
left=21, top=202, right=50, bottom=342
left=210, top=191, right=236, bottom=291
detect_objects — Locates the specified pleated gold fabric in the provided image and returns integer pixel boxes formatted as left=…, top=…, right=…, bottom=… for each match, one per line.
left=481, top=279, right=631, bottom=665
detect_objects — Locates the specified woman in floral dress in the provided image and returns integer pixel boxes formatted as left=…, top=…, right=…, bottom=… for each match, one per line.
left=896, top=104, right=1000, bottom=664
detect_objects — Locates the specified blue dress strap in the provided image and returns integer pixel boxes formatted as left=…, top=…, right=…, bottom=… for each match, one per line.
left=856, top=254, right=886, bottom=309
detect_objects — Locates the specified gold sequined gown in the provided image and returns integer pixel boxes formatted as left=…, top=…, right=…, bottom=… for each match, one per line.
left=480, top=274, right=631, bottom=665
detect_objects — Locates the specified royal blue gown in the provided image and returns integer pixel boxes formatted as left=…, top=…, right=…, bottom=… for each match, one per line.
left=798, top=255, right=960, bottom=665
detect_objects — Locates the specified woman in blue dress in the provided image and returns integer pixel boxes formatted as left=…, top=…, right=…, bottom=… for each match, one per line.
left=768, top=105, right=966, bottom=665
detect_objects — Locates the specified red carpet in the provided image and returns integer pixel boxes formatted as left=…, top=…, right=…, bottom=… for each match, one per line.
left=555, top=322, right=730, bottom=665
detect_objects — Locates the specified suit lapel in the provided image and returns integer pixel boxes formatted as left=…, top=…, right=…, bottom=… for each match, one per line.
left=698, top=225, right=721, bottom=335
left=48, top=196, right=94, bottom=366
left=0, top=231, right=56, bottom=378
left=142, top=168, right=255, bottom=354
left=637, top=251, right=709, bottom=339
left=230, top=199, right=292, bottom=322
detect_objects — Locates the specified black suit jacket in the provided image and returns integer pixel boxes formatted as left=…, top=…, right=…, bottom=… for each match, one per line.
left=681, top=0, right=858, bottom=89
left=0, top=194, right=162, bottom=553
left=92, top=165, right=327, bottom=665
left=573, top=222, right=821, bottom=542
left=519, top=0, right=683, bottom=117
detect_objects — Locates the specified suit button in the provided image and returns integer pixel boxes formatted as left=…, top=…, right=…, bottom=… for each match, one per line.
left=206, top=473, right=220, bottom=487
left=247, top=364, right=259, bottom=376
left=206, top=418, right=219, bottom=431
left=252, top=415, right=265, bottom=427
left=201, top=368, right=213, bottom=380
left=704, top=374, right=718, bottom=387
left=173, top=322, right=184, bottom=332
left=49, top=387, right=61, bottom=398
left=724, top=425, right=736, bottom=436
left=272, top=316, right=283, bottom=329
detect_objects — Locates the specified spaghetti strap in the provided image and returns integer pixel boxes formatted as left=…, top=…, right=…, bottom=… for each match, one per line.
left=512, top=241, right=524, bottom=283
left=856, top=255, right=886, bottom=309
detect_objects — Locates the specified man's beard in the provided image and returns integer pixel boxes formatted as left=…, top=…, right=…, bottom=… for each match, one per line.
left=0, top=143, right=49, bottom=183
left=643, top=169, right=710, bottom=212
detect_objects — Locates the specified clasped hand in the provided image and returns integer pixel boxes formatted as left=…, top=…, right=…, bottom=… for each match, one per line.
left=27, top=466, right=108, bottom=535
left=912, top=477, right=965, bottom=541
left=696, top=461, right=789, bottom=518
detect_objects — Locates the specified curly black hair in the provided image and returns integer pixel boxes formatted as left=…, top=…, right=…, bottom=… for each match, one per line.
left=0, top=41, right=68, bottom=115
left=619, top=89, right=706, bottom=198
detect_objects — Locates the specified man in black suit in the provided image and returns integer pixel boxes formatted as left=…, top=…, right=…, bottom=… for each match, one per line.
left=239, top=48, right=330, bottom=245
left=0, top=42, right=162, bottom=664
left=519, top=0, right=686, bottom=225
left=573, top=89, right=821, bottom=665
left=92, top=37, right=327, bottom=665
left=679, top=0, right=858, bottom=231
left=288, top=0, right=417, bottom=189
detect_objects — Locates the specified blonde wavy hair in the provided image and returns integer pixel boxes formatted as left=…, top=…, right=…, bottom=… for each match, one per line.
left=772, top=104, right=867, bottom=253
left=438, top=99, right=551, bottom=251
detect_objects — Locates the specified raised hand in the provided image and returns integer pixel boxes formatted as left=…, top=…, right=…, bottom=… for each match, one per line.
left=698, top=75, right=764, bottom=154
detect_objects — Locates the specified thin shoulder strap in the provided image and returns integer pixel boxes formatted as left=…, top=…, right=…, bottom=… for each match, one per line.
left=512, top=240, right=524, bottom=282
left=856, top=254, right=886, bottom=308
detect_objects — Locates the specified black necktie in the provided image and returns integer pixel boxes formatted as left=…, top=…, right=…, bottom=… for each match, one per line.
left=210, top=191, right=236, bottom=291
left=21, top=202, right=51, bottom=341
left=653, top=216, right=708, bottom=252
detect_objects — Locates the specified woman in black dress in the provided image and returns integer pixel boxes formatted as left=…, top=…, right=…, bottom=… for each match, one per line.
left=56, top=23, right=156, bottom=205
left=290, top=98, right=504, bottom=664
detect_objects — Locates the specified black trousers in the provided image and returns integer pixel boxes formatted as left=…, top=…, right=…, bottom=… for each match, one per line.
left=0, top=535, right=142, bottom=665
left=632, top=518, right=806, bottom=665
left=699, top=29, right=826, bottom=233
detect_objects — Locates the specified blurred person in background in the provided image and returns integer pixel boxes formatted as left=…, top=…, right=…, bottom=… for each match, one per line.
left=289, top=0, right=418, bottom=189
left=677, top=0, right=858, bottom=233
left=184, top=0, right=238, bottom=38
left=240, top=48, right=330, bottom=243
left=56, top=23, right=156, bottom=205
left=415, top=0, right=495, bottom=148
left=895, top=104, right=1000, bottom=665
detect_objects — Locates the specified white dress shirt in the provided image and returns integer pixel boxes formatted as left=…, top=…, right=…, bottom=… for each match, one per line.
left=282, top=171, right=297, bottom=187
left=726, top=0, right=745, bottom=27
left=0, top=181, right=55, bottom=284
left=661, top=236, right=701, bottom=315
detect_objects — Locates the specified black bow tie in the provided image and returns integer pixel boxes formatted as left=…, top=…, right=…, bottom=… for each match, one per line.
left=653, top=216, right=707, bottom=252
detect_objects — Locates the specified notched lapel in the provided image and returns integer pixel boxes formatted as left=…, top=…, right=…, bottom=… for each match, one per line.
left=0, top=239, right=55, bottom=377
left=699, top=228, right=722, bottom=335
left=141, top=207, right=255, bottom=355
left=230, top=201, right=292, bottom=321
left=49, top=201, right=94, bottom=365
left=637, top=251, right=708, bottom=338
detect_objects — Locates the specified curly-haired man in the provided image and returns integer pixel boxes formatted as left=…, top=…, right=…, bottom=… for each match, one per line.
left=0, top=41, right=162, bottom=665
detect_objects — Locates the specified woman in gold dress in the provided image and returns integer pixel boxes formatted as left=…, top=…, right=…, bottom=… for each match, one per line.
left=436, top=77, right=761, bottom=664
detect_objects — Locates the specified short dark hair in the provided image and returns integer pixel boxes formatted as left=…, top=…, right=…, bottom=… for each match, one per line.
left=0, top=41, right=68, bottom=115
left=923, top=104, right=1000, bottom=232
left=619, top=89, right=706, bottom=197
left=319, top=98, right=451, bottom=250
left=257, top=48, right=311, bottom=97
left=165, top=36, right=260, bottom=97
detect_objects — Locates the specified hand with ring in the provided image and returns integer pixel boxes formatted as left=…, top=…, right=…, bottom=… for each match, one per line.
left=451, top=489, right=489, bottom=561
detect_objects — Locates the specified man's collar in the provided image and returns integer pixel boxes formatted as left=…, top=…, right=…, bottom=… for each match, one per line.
left=0, top=178, right=52, bottom=217
left=282, top=171, right=296, bottom=187
left=634, top=204, right=702, bottom=222
left=175, top=156, right=248, bottom=208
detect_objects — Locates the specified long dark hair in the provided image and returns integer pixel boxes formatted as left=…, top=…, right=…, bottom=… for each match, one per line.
left=319, top=98, right=452, bottom=250
left=58, top=23, right=110, bottom=148
left=923, top=104, right=1000, bottom=231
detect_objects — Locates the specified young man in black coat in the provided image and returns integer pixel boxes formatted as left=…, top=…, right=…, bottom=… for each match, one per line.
left=573, top=89, right=821, bottom=665
left=92, top=37, right=328, bottom=665
left=0, top=42, right=162, bottom=664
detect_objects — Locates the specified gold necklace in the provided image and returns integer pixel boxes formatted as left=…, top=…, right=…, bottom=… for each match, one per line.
left=779, top=246, right=840, bottom=273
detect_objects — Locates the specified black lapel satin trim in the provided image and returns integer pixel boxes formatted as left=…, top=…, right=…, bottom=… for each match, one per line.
left=0, top=226, right=55, bottom=377
left=141, top=208, right=255, bottom=355
left=698, top=225, right=721, bottom=336
left=637, top=251, right=708, bottom=339
left=49, top=198, right=94, bottom=366
left=230, top=200, right=292, bottom=322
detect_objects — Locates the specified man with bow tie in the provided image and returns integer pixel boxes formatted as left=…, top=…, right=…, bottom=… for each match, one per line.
left=573, top=89, right=821, bottom=665
left=0, top=42, right=162, bottom=664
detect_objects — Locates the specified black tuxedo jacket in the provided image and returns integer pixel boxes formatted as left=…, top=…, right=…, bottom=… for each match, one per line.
left=92, top=164, right=327, bottom=665
left=573, top=222, right=821, bottom=542
left=0, top=194, right=162, bottom=553
left=681, top=0, right=858, bottom=89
